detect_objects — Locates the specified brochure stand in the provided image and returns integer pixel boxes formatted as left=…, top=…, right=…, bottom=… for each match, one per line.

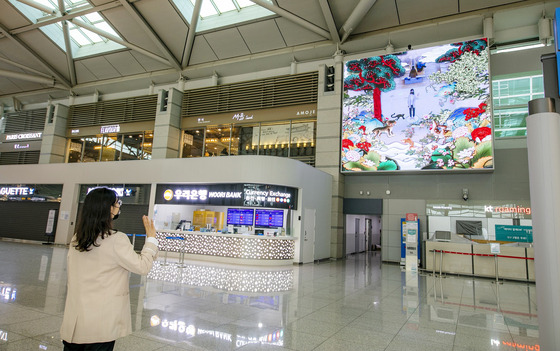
left=43, top=209, right=57, bottom=245
left=401, top=213, right=420, bottom=271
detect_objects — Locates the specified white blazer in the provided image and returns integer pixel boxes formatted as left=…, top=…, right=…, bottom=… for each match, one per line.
left=60, top=231, right=158, bottom=343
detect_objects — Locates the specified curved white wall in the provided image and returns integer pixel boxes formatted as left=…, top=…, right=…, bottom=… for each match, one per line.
left=0, top=156, right=332, bottom=262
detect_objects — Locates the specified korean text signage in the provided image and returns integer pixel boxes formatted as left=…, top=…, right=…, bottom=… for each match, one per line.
left=495, top=225, right=533, bottom=243
left=155, top=183, right=298, bottom=209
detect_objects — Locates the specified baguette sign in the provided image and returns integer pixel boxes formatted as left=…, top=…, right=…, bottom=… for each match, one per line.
left=0, top=187, right=35, bottom=196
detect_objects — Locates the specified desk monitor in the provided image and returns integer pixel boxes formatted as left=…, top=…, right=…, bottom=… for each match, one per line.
left=227, top=208, right=254, bottom=226
left=255, top=209, right=284, bottom=228
left=434, top=230, right=451, bottom=242
left=456, top=220, right=482, bottom=236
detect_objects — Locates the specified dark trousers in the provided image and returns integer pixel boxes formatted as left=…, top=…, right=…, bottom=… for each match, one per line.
left=409, top=106, right=415, bottom=118
left=63, top=340, right=115, bottom=351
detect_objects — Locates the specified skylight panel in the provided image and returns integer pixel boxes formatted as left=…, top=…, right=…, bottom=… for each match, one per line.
left=35, top=0, right=56, bottom=11
left=93, top=22, right=119, bottom=36
left=12, top=0, right=125, bottom=57
left=214, top=0, right=237, bottom=13
left=84, top=12, right=103, bottom=22
left=69, top=29, right=90, bottom=45
left=200, top=1, right=218, bottom=17
left=236, top=0, right=256, bottom=7
left=178, top=0, right=274, bottom=31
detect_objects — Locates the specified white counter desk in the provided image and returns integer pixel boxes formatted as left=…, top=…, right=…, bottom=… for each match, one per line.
left=156, top=230, right=296, bottom=266
left=425, top=240, right=534, bottom=281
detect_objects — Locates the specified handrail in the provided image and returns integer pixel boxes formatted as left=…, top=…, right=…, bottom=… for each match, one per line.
left=428, top=249, right=534, bottom=282
left=431, top=249, right=534, bottom=260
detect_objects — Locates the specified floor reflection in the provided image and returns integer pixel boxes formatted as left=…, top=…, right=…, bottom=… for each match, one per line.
left=0, top=242, right=541, bottom=351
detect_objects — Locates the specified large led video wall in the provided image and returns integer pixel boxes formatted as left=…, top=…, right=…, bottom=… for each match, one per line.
left=341, top=38, right=492, bottom=172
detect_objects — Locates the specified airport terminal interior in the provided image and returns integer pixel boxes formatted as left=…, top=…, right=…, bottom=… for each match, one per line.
left=1, top=0, right=558, bottom=350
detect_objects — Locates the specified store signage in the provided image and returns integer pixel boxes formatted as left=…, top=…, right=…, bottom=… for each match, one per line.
left=197, top=117, right=210, bottom=124
left=485, top=205, right=531, bottom=215
left=232, top=112, right=254, bottom=121
left=0, top=187, right=35, bottom=196
left=14, top=143, right=30, bottom=150
left=0, top=140, right=42, bottom=153
left=252, top=122, right=314, bottom=146
left=0, top=285, right=17, bottom=302
left=495, top=225, right=533, bottom=243
left=71, top=129, right=80, bottom=134
left=296, top=109, right=316, bottom=116
left=156, top=183, right=297, bottom=209
left=100, top=124, right=120, bottom=134
left=4, top=132, right=42, bottom=141
left=87, top=187, right=133, bottom=197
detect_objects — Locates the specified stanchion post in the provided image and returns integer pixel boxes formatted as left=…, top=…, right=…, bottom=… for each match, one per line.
left=439, top=250, right=443, bottom=277
left=432, top=250, right=436, bottom=277
left=494, top=254, right=499, bottom=284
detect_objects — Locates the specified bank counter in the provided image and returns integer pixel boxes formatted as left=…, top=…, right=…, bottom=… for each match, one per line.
left=425, top=240, right=534, bottom=281
left=156, top=230, right=296, bottom=266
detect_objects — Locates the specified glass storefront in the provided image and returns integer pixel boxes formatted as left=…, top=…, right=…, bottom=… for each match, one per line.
left=67, top=131, right=153, bottom=163
left=181, top=119, right=316, bottom=165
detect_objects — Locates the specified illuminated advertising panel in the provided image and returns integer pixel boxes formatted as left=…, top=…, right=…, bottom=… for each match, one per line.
left=341, top=38, right=492, bottom=172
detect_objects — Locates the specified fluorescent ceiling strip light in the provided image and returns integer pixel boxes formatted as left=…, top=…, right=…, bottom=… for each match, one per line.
left=494, top=42, right=545, bottom=54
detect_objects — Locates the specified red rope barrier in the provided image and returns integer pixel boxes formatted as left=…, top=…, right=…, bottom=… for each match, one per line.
left=432, top=249, right=534, bottom=260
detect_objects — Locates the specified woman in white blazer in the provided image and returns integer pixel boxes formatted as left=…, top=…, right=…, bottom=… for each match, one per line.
left=60, top=187, right=158, bottom=351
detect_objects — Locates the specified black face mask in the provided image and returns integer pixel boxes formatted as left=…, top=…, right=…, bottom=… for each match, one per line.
left=113, top=213, right=120, bottom=220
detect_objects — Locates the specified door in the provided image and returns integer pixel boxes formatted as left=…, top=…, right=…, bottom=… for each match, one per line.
left=355, top=218, right=360, bottom=253
left=365, top=218, right=372, bottom=251
left=302, top=208, right=316, bottom=263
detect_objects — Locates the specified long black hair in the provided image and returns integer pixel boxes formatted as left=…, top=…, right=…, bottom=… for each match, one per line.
left=74, top=187, right=117, bottom=252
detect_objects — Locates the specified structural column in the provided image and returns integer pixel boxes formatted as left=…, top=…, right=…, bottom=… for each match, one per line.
left=152, top=88, right=182, bottom=159
left=39, top=104, right=68, bottom=164
left=526, top=97, right=560, bottom=350
left=316, top=53, right=345, bottom=259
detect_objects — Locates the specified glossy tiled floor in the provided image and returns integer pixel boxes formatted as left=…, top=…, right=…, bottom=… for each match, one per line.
left=0, top=241, right=539, bottom=351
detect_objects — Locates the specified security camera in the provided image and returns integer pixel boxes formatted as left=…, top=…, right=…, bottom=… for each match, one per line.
left=462, top=188, right=469, bottom=201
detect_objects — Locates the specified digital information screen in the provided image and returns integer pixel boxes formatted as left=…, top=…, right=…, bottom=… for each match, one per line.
left=227, top=208, right=254, bottom=226
left=255, top=209, right=284, bottom=228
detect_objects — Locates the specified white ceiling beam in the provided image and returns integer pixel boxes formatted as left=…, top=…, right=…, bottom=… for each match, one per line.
left=16, top=0, right=57, bottom=15
left=339, top=0, right=378, bottom=43
left=69, top=18, right=171, bottom=66
left=6, top=2, right=122, bottom=36
left=318, top=0, right=340, bottom=43
left=117, top=0, right=181, bottom=71
left=58, top=0, right=77, bottom=86
left=250, top=0, right=331, bottom=39
left=182, top=0, right=202, bottom=68
left=0, top=57, right=52, bottom=78
left=61, top=21, right=77, bottom=86
left=0, top=69, right=66, bottom=89
left=0, top=23, right=71, bottom=88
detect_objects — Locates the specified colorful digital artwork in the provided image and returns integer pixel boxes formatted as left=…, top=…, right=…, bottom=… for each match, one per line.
left=341, top=39, right=492, bottom=172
